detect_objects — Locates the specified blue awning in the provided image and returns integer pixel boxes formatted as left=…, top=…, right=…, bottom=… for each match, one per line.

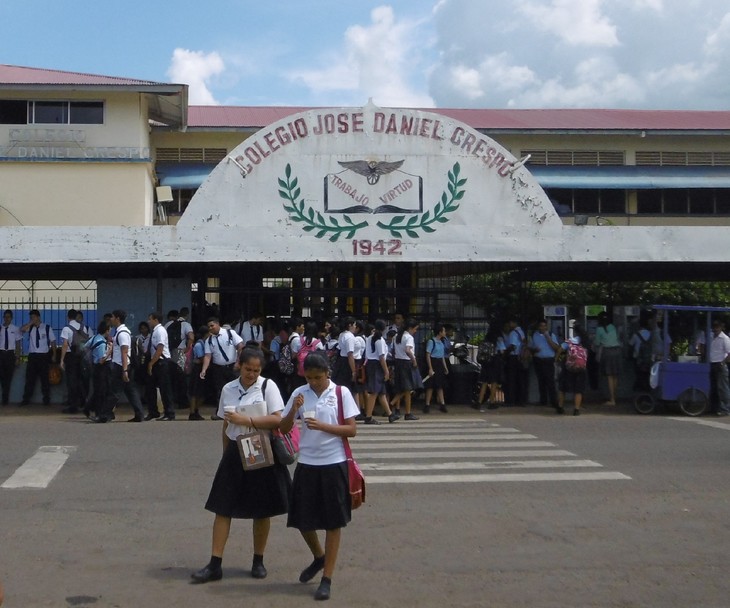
left=156, top=163, right=215, bottom=189
left=530, top=165, right=730, bottom=189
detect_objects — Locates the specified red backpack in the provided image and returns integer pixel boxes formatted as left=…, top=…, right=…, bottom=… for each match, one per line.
left=565, top=341, right=588, bottom=372
left=297, top=337, right=321, bottom=376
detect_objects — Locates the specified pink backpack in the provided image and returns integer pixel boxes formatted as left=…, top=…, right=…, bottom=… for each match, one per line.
left=565, top=341, right=588, bottom=372
left=297, top=337, right=321, bottom=376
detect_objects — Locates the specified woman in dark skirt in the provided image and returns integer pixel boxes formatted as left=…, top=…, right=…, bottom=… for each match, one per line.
left=362, top=319, right=398, bottom=424
left=280, top=352, right=359, bottom=601
left=390, top=319, right=421, bottom=421
left=424, top=324, right=449, bottom=413
left=191, top=348, right=292, bottom=584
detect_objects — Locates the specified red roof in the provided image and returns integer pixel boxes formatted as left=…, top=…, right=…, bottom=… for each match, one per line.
left=0, top=64, right=171, bottom=87
left=188, top=105, right=730, bottom=132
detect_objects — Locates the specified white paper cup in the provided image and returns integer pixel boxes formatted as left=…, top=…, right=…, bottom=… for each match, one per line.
left=223, top=405, right=237, bottom=414
left=302, top=411, right=316, bottom=419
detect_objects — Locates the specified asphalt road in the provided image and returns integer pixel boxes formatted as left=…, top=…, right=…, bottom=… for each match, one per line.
left=1, top=403, right=730, bottom=608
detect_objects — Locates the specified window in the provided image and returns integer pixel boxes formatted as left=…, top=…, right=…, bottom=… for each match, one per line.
left=0, top=100, right=104, bottom=124
left=636, top=189, right=730, bottom=214
left=0, top=100, right=28, bottom=124
left=544, top=188, right=626, bottom=215
left=168, top=188, right=197, bottom=215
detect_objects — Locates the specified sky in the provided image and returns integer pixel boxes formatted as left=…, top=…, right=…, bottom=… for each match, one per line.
left=2, top=0, right=730, bottom=110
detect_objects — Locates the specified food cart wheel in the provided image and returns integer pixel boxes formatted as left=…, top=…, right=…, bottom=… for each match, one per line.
left=633, top=393, right=656, bottom=415
left=677, top=387, right=708, bottom=417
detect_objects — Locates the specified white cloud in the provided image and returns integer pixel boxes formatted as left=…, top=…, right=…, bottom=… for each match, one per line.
left=517, top=0, right=618, bottom=47
left=167, top=48, right=225, bottom=105
left=286, top=6, right=435, bottom=107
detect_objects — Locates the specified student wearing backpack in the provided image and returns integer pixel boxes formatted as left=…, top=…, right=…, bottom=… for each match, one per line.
left=424, top=325, right=449, bottom=414
left=59, top=308, right=90, bottom=414
left=200, top=317, right=245, bottom=419
left=556, top=325, right=588, bottom=416
left=628, top=317, right=653, bottom=392
left=82, top=321, right=111, bottom=418
left=297, top=322, right=324, bottom=378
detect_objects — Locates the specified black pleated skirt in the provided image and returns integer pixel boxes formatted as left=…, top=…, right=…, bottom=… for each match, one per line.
left=287, top=461, right=351, bottom=532
left=205, top=439, right=292, bottom=519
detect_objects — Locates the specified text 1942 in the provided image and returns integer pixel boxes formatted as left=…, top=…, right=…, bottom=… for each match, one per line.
left=352, top=239, right=402, bottom=256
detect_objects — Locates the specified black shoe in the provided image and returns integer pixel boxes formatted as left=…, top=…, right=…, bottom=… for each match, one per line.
left=127, top=416, right=143, bottom=422
left=393, top=408, right=401, bottom=417
left=62, top=406, right=79, bottom=414
left=211, top=414, right=222, bottom=421
left=144, top=413, right=160, bottom=421
left=354, top=412, right=366, bottom=421
left=422, top=405, right=431, bottom=414
left=189, top=412, right=205, bottom=421
left=82, top=407, right=91, bottom=418
left=487, top=404, right=500, bottom=410
left=364, top=417, right=381, bottom=425
left=190, top=565, right=222, bottom=584
left=156, top=415, right=175, bottom=421
left=315, top=578, right=331, bottom=601
left=388, top=412, right=400, bottom=423
left=89, top=416, right=109, bottom=424
left=439, top=404, right=448, bottom=413
left=573, top=409, right=581, bottom=416
left=556, top=406, right=565, bottom=415
left=404, top=413, right=419, bottom=421
left=299, top=555, right=325, bottom=583
left=251, top=562, right=267, bottom=579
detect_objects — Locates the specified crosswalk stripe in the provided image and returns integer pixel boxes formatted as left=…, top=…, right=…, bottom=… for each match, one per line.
left=353, top=433, right=537, bottom=442
left=356, top=427, right=523, bottom=435
left=355, top=440, right=555, bottom=450
left=667, top=417, right=730, bottom=431
left=354, top=449, right=576, bottom=459
left=367, top=471, right=631, bottom=484
left=360, top=459, right=603, bottom=471
left=1, top=446, right=76, bottom=489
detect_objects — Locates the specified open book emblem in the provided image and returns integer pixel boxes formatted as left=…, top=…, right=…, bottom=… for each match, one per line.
left=324, top=158, right=424, bottom=214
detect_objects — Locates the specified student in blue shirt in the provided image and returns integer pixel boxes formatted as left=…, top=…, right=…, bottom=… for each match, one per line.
left=83, top=321, right=111, bottom=418
left=529, top=319, right=560, bottom=408
left=424, top=325, right=449, bottom=413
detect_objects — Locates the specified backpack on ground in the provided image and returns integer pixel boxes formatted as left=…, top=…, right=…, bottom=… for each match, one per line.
left=297, top=337, right=321, bottom=376
left=635, top=332, right=653, bottom=372
left=278, top=336, right=296, bottom=376
left=565, top=341, right=588, bottom=372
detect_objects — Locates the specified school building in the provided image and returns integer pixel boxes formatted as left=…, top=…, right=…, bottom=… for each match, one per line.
left=1, top=63, right=729, bottom=333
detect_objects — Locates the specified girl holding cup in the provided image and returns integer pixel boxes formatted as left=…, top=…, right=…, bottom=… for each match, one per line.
left=279, top=351, right=358, bottom=601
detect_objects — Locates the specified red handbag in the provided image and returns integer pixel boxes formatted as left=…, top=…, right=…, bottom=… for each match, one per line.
left=336, top=386, right=366, bottom=509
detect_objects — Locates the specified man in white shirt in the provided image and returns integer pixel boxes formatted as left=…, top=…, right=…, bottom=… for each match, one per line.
left=0, top=309, right=21, bottom=405
left=710, top=320, right=730, bottom=416
left=201, top=317, right=244, bottom=418
left=147, top=311, right=178, bottom=421
left=164, top=308, right=194, bottom=411
left=235, top=312, right=265, bottom=346
left=20, top=309, right=56, bottom=406
left=93, top=309, right=145, bottom=423
left=60, top=308, right=90, bottom=414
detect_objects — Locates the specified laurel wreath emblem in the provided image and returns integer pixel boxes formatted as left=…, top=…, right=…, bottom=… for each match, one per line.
left=279, top=162, right=466, bottom=241
left=278, top=164, right=369, bottom=241
left=376, top=162, right=466, bottom=238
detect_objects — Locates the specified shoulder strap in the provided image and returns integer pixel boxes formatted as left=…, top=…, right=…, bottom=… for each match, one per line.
left=262, top=377, right=268, bottom=398
left=115, top=328, right=131, bottom=345
left=46, top=324, right=51, bottom=345
left=335, top=385, right=354, bottom=459
left=227, top=328, right=233, bottom=341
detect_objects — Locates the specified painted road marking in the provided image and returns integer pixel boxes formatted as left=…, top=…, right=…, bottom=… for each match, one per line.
left=354, top=433, right=537, bottom=441
left=1, top=446, right=76, bottom=489
left=354, top=450, right=576, bottom=459
left=667, top=417, right=730, bottom=431
left=360, top=459, right=603, bottom=471
left=366, top=472, right=631, bottom=484
left=355, top=440, right=555, bottom=450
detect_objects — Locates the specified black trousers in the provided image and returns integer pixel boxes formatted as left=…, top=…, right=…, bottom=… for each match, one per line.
left=23, top=352, right=51, bottom=404
left=87, top=363, right=110, bottom=413
left=209, top=364, right=237, bottom=404
left=533, top=357, right=558, bottom=406
left=151, top=359, right=177, bottom=417
left=100, top=364, right=144, bottom=420
left=63, top=351, right=84, bottom=407
left=0, top=350, right=16, bottom=403
left=504, top=356, right=529, bottom=405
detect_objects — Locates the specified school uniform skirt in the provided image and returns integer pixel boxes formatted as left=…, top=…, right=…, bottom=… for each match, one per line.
left=429, top=358, right=447, bottom=390
left=365, top=359, right=387, bottom=394
left=287, top=461, right=351, bottom=532
left=332, top=356, right=353, bottom=389
left=394, top=359, right=415, bottom=393
left=205, top=439, right=292, bottom=519
left=599, top=346, right=622, bottom=376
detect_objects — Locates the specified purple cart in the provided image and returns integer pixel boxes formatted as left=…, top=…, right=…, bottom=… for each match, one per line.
left=634, top=305, right=730, bottom=417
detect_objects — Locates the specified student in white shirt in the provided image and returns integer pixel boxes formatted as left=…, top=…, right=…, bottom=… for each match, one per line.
left=280, top=352, right=358, bottom=601
left=390, top=319, right=421, bottom=421
left=191, top=348, right=291, bottom=584
left=0, top=309, right=21, bottom=405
